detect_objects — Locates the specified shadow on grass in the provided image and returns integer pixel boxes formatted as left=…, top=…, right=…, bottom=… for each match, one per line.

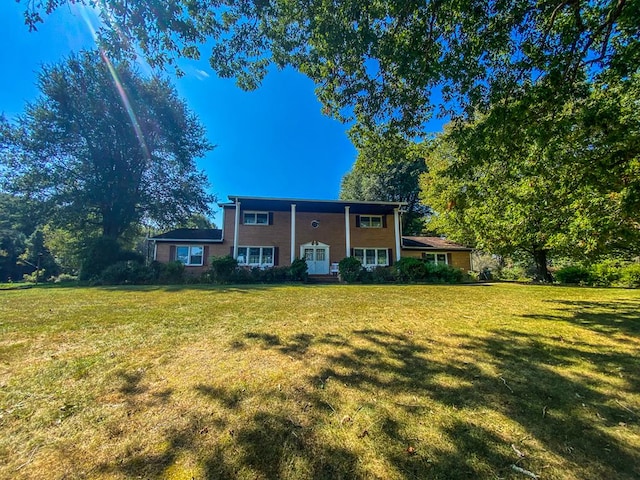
left=525, top=298, right=640, bottom=336
left=99, top=301, right=640, bottom=479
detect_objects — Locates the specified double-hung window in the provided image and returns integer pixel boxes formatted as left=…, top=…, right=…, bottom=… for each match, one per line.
left=243, top=211, right=269, bottom=225
left=359, top=215, right=383, bottom=228
left=423, top=253, right=448, bottom=264
left=237, top=247, right=275, bottom=267
left=176, top=245, right=204, bottom=266
left=354, top=248, right=389, bottom=268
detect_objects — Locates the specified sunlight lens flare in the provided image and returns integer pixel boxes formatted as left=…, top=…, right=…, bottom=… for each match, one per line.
left=76, top=3, right=152, bottom=162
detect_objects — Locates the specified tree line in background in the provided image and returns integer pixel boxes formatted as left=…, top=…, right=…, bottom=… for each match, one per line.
left=4, top=0, right=640, bottom=283
left=0, top=51, right=214, bottom=282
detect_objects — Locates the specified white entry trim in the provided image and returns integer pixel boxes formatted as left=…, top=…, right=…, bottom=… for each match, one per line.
left=300, top=241, right=330, bottom=275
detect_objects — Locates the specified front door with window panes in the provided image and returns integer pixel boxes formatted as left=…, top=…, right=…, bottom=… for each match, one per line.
left=301, top=242, right=330, bottom=274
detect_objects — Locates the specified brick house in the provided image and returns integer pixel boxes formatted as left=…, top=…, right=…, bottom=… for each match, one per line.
left=150, top=196, right=472, bottom=276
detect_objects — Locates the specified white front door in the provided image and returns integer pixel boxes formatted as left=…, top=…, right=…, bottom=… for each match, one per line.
left=302, top=243, right=330, bottom=275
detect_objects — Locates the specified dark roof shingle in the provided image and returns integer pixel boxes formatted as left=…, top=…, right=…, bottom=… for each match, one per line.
left=402, top=236, right=472, bottom=251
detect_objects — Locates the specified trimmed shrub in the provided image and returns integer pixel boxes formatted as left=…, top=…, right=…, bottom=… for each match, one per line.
left=230, top=267, right=252, bottom=284
left=151, top=260, right=185, bottom=284
left=555, top=266, right=591, bottom=285
left=395, top=257, right=427, bottom=282
left=262, top=266, right=291, bottom=283
left=338, top=257, right=363, bottom=283
left=289, top=257, right=309, bottom=282
left=362, top=266, right=396, bottom=284
left=209, top=255, right=238, bottom=284
left=466, top=270, right=480, bottom=282
left=427, top=263, right=464, bottom=283
left=222, top=261, right=306, bottom=284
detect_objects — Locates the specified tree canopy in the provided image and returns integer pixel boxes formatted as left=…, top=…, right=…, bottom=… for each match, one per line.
left=340, top=128, right=428, bottom=235
left=1, top=51, right=214, bottom=240
left=421, top=72, right=640, bottom=280
left=19, top=0, right=640, bottom=133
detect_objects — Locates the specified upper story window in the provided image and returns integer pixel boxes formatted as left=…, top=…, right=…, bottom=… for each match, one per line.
left=359, top=215, right=383, bottom=228
left=243, top=211, right=270, bottom=225
left=176, top=245, right=204, bottom=266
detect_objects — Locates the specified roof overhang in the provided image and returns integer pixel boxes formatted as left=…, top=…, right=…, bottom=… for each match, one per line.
left=149, top=228, right=223, bottom=242
left=220, top=195, right=407, bottom=215
left=150, top=238, right=223, bottom=243
left=401, top=237, right=473, bottom=251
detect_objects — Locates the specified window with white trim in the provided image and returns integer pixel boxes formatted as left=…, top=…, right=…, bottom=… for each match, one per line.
left=359, top=215, right=383, bottom=228
left=237, top=246, right=275, bottom=267
left=354, top=248, right=389, bottom=267
left=176, top=245, right=204, bottom=266
left=423, top=253, right=448, bottom=264
left=243, top=211, right=269, bottom=225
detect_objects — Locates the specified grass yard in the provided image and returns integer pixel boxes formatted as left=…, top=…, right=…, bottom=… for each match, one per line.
left=0, top=283, right=639, bottom=479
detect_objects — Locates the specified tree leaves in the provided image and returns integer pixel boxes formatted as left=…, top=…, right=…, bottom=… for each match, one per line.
left=421, top=73, right=640, bottom=276
left=1, top=51, right=214, bottom=240
left=21, top=0, right=639, bottom=133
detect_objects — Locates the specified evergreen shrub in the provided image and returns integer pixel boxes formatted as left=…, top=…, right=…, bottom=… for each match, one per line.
left=209, top=255, right=238, bottom=284
left=338, top=257, right=363, bottom=283
left=289, top=257, right=309, bottom=282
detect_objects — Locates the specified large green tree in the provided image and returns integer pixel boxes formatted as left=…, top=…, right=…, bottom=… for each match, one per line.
left=19, top=0, right=640, bottom=132
left=340, top=128, right=429, bottom=235
left=421, top=73, right=640, bottom=280
left=1, top=51, right=213, bottom=240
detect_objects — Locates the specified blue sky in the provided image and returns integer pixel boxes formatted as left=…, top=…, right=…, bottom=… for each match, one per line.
left=1, top=3, right=444, bottom=223
left=1, top=3, right=357, bottom=220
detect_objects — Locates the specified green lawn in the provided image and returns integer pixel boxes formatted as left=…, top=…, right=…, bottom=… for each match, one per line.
left=1, top=283, right=639, bottom=479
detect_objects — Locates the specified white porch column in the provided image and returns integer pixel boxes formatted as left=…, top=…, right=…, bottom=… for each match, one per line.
left=233, top=200, right=241, bottom=259
left=394, top=208, right=401, bottom=261
left=290, top=203, right=297, bottom=263
left=344, top=205, right=351, bottom=257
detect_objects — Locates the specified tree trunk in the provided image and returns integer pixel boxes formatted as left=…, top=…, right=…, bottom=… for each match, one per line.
left=532, top=248, right=553, bottom=282
left=102, top=215, right=121, bottom=239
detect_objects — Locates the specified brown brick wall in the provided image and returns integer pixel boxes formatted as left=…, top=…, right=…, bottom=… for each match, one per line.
left=295, top=211, right=347, bottom=264
left=350, top=214, right=397, bottom=248
left=154, top=242, right=228, bottom=276
left=155, top=206, right=403, bottom=271
left=222, top=206, right=400, bottom=266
